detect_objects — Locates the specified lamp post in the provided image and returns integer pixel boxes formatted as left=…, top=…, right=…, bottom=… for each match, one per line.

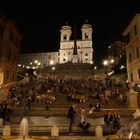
left=110, top=59, right=114, bottom=69
left=34, top=60, right=38, bottom=69
left=52, top=66, right=55, bottom=80
left=103, top=60, right=108, bottom=74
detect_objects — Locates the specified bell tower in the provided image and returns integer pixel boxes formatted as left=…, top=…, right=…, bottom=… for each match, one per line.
left=81, top=19, right=92, bottom=40
left=59, top=22, right=72, bottom=64
left=81, top=20, right=93, bottom=63
left=60, top=21, right=72, bottom=42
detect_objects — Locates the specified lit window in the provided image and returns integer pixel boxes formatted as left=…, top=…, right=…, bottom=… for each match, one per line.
left=85, top=33, right=88, bottom=39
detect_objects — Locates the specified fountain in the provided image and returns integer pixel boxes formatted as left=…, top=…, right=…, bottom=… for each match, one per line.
left=116, top=117, right=140, bottom=139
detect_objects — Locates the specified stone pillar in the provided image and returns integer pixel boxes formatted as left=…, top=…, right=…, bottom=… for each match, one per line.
left=95, top=125, right=103, bottom=140
left=51, top=125, right=59, bottom=140
left=127, top=82, right=138, bottom=109
left=3, top=125, right=11, bottom=136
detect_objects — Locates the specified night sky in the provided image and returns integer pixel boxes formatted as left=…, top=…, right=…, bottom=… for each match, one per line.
left=1, top=0, right=140, bottom=62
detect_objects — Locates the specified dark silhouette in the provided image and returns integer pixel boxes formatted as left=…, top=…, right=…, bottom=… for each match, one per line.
left=67, top=104, right=76, bottom=135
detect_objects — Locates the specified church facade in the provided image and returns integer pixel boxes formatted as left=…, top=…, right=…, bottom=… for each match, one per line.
left=19, top=20, right=94, bottom=69
left=59, top=20, right=93, bottom=64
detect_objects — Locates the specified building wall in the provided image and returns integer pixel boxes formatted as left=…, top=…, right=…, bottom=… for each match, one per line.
left=19, top=52, right=59, bottom=69
left=123, top=13, right=140, bottom=83
left=0, top=17, right=22, bottom=85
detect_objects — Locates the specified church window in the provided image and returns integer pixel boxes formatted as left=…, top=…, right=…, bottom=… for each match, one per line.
left=63, top=58, right=65, bottom=62
left=85, top=33, right=88, bottom=39
left=63, top=35, right=67, bottom=40
left=63, top=53, right=65, bottom=56
left=85, top=53, right=88, bottom=56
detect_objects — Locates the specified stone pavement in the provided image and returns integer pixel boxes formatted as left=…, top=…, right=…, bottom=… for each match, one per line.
left=1, top=135, right=108, bottom=140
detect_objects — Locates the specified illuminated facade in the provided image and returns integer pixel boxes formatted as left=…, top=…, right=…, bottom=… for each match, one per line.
left=20, top=52, right=59, bottom=69
left=59, top=20, right=93, bottom=64
left=123, top=13, right=140, bottom=83
left=19, top=20, right=94, bottom=68
left=0, top=17, right=22, bottom=85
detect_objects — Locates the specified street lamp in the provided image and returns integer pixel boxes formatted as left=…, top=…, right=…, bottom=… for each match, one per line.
left=94, top=66, right=97, bottom=70
left=38, top=62, right=41, bottom=67
left=34, top=60, right=38, bottom=69
left=110, top=59, right=114, bottom=64
left=103, top=60, right=108, bottom=75
left=52, top=66, right=55, bottom=80
left=34, top=60, right=38, bottom=64
left=50, top=60, right=54, bottom=65
left=103, top=60, right=108, bottom=66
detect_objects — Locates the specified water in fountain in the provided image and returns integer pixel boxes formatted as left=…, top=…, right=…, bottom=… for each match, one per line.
left=117, top=117, right=140, bottom=139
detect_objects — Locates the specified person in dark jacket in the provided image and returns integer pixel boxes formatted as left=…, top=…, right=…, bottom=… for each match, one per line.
left=67, top=104, right=76, bottom=135
left=104, top=111, right=113, bottom=134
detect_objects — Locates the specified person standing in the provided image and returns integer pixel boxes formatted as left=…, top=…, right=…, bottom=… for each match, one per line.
left=67, top=104, right=76, bottom=135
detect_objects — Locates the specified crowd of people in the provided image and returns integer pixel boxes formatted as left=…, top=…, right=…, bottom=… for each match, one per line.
left=0, top=77, right=127, bottom=134
left=66, top=104, right=121, bottom=135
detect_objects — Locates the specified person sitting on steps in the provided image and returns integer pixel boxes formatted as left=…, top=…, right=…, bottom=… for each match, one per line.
left=79, top=109, right=90, bottom=132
